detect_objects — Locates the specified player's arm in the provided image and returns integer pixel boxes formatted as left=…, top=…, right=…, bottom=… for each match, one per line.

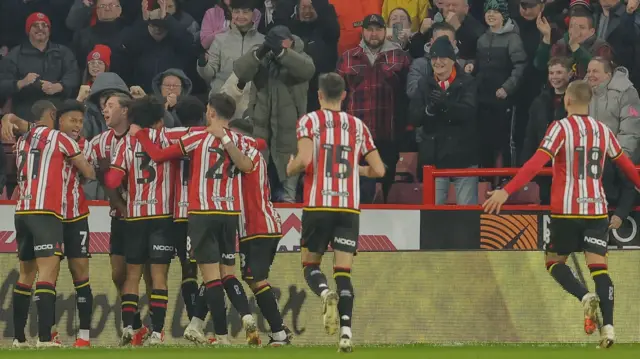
left=134, top=130, right=184, bottom=162
left=358, top=125, right=385, bottom=178
left=60, top=133, right=96, bottom=180
left=287, top=137, right=313, bottom=176
left=1, top=113, right=31, bottom=139
left=502, top=150, right=550, bottom=194
left=104, top=140, right=128, bottom=189
left=611, top=150, right=640, bottom=190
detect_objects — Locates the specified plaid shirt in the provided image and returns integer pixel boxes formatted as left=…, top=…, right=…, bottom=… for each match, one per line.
left=337, top=44, right=410, bottom=141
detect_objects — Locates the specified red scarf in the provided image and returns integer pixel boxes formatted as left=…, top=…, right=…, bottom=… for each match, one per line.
left=436, top=67, right=456, bottom=90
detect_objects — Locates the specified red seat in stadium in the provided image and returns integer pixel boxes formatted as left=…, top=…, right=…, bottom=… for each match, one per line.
left=387, top=183, right=423, bottom=204
left=506, top=182, right=540, bottom=204
left=0, top=187, right=7, bottom=200
left=395, top=152, right=418, bottom=183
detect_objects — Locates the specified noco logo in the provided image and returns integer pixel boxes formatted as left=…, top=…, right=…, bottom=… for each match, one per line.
left=480, top=214, right=538, bottom=250
left=33, top=244, right=54, bottom=251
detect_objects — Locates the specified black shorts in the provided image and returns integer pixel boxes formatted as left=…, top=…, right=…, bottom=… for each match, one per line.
left=15, top=214, right=63, bottom=261
left=301, top=210, right=359, bottom=254
left=125, top=217, right=175, bottom=265
left=172, top=221, right=193, bottom=262
left=62, top=218, right=91, bottom=259
left=239, top=236, right=280, bottom=282
left=547, top=217, right=610, bottom=256
left=187, top=214, right=238, bottom=265
left=110, top=217, right=127, bottom=256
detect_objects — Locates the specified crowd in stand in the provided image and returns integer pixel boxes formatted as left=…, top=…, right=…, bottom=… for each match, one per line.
left=0, top=0, right=639, bottom=219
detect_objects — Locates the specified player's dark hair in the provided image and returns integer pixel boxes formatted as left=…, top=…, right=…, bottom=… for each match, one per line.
left=547, top=56, right=573, bottom=71
left=431, top=21, right=456, bottom=36
left=566, top=80, right=593, bottom=104
left=175, top=95, right=205, bottom=127
left=229, top=117, right=254, bottom=135
left=127, top=96, right=165, bottom=128
left=29, top=100, right=56, bottom=123
left=207, top=92, right=236, bottom=121
left=318, top=72, right=345, bottom=101
left=54, top=100, right=85, bottom=130
left=590, top=56, right=614, bottom=74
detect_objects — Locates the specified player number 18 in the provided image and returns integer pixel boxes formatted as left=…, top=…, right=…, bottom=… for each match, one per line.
left=575, top=146, right=603, bottom=180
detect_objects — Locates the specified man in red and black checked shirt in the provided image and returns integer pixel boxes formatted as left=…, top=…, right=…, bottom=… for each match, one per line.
left=336, top=14, right=411, bottom=203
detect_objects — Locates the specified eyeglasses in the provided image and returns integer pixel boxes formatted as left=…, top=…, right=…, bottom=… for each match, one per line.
left=98, top=4, right=121, bottom=9
left=162, top=84, right=182, bottom=89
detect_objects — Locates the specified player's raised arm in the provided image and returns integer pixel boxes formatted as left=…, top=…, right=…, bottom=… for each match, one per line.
left=129, top=125, right=185, bottom=162
left=1, top=113, right=31, bottom=140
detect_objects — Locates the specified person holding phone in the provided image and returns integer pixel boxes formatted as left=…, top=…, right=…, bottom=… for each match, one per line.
left=386, top=7, right=412, bottom=50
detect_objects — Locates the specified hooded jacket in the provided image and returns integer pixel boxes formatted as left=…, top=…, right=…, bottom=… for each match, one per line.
left=475, top=19, right=527, bottom=103
left=589, top=67, right=640, bottom=158
left=151, top=68, right=193, bottom=127
left=82, top=72, right=130, bottom=141
left=234, top=34, right=315, bottom=182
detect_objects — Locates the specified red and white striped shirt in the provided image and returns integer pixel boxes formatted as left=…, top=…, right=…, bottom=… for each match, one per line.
left=61, top=137, right=92, bottom=221
left=179, top=130, right=259, bottom=214
left=239, top=149, right=281, bottom=240
left=89, top=128, right=128, bottom=217
left=15, top=126, right=81, bottom=218
left=111, top=129, right=175, bottom=219
left=539, top=115, right=623, bottom=216
left=296, top=110, right=377, bottom=212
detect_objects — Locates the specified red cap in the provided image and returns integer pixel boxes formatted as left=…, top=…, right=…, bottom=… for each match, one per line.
left=87, top=44, right=112, bottom=69
left=25, top=12, right=51, bottom=34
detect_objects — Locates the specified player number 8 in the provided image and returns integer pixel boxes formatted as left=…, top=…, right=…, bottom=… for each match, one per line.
left=186, top=236, right=192, bottom=252
left=240, top=253, right=246, bottom=269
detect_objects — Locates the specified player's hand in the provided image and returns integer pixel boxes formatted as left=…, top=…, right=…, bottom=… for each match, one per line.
left=609, top=215, right=623, bottom=229
left=1, top=113, right=18, bottom=141
left=129, top=124, right=142, bottom=136
left=482, top=189, right=509, bottom=214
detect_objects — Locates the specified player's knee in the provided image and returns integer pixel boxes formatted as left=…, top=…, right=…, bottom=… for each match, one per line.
left=333, top=266, right=354, bottom=297
left=18, top=267, right=37, bottom=286
left=68, top=258, right=89, bottom=280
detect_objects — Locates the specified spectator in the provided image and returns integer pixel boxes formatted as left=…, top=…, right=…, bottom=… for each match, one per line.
left=152, top=68, right=194, bottom=125
left=274, top=0, right=340, bottom=111
left=182, top=0, right=218, bottom=27
left=0, top=0, right=74, bottom=49
left=220, top=72, right=250, bottom=119
left=593, top=0, right=640, bottom=88
left=72, top=0, right=128, bottom=78
left=385, top=8, right=413, bottom=51
left=81, top=72, right=132, bottom=140
left=66, top=0, right=141, bottom=32
left=200, top=0, right=261, bottom=49
left=0, top=13, right=80, bottom=120
left=83, top=44, right=111, bottom=86
left=408, top=0, right=485, bottom=61
left=164, top=0, right=201, bottom=43
left=382, top=0, right=429, bottom=33
left=534, top=9, right=613, bottom=80
left=602, top=158, right=638, bottom=231
left=521, top=56, right=571, bottom=204
left=234, top=25, right=315, bottom=202
left=256, top=0, right=297, bottom=34
left=337, top=14, right=410, bottom=203
left=409, top=36, right=478, bottom=204
left=587, top=57, right=640, bottom=157
left=198, top=0, right=264, bottom=93
left=329, top=0, right=383, bottom=55
left=122, top=0, right=195, bottom=92
left=475, top=0, right=526, bottom=170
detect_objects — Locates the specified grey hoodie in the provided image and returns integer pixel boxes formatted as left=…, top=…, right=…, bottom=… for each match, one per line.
left=82, top=72, right=130, bottom=141
left=151, top=68, right=194, bottom=127
left=590, top=67, right=640, bottom=158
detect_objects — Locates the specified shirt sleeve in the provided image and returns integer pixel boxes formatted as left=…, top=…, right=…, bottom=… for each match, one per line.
left=81, top=138, right=94, bottom=165
left=296, top=114, right=314, bottom=140
left=163, top=127, right=190, bottom=144
left=538, top=121, right=565, bottom=158
left=179, top=131, right=205, bottom=154
left=58, top=132, right=82, bottom=158
left=360, top=123, right=377, bottom=157
left=110, top=138, right=129, bottom=173
left=606, top=128, right=624, bottom=159
left=240, top=135, right=260, bottom=171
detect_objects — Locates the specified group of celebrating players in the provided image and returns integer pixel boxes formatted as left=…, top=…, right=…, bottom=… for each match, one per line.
left=3, top=72, right=385, bottom=353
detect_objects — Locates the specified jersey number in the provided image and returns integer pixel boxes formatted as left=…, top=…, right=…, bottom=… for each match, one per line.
left=205, top=148, right=239, bottom=179
left=135, top=152, right=157, bottom=184
left=324, top=144, right=352, bottom=179
left=16, top=149, right=41, bottom=182
left=575, top=146, right=603, bottom=180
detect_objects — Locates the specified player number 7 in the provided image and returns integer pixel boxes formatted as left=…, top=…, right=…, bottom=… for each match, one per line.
left=79, top=231, right=88, bottom=246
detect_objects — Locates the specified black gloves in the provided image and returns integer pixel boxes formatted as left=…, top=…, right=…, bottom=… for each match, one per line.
left=255, top=45, right=271, bottom=59
left=265, top=25, right=293, bottom=56
left=427, top=88, right=446, bottom=107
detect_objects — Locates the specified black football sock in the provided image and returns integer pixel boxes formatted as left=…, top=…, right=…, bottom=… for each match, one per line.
left=74, top=278, right=93, bottom=331
left=303, top=262, right=329, bottom=297
left=150, top=289, right=169, bottom=332
left=334, top=267, right=354, bottom=329
left=222, top=275, right=250, bottom=317
left=13, top=282, right=32, bottom=342
left=590, top=264, right=614, bottom=326
left=253, top=283, right=284, bottom=333
left=121, top=294, right=139, bottom=328
left=205, top=280, right=228, bottom=335
left=546, top=261, right=589, bottom=300
left=194, top=283, right=208, bottom=321
left=133, top=310, right=142, bottom=330
left=181, top=277, right=199, bottom=320
left=35, top=282, right=56, bottom=342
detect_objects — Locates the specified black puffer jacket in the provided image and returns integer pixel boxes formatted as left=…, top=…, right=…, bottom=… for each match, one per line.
left=409, top=64, right=478, bottom=169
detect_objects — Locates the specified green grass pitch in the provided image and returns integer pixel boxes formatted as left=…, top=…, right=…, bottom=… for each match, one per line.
left=0, top=344, right=638, bottom=359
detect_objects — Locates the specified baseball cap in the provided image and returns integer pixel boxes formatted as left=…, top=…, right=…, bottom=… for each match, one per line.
left=362, top=14, right=386, bottom=28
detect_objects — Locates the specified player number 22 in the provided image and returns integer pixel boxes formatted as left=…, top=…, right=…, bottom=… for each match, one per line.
left=324, top=144, right=353, bottom=179
left=575, top=146, right=603, bottom=180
